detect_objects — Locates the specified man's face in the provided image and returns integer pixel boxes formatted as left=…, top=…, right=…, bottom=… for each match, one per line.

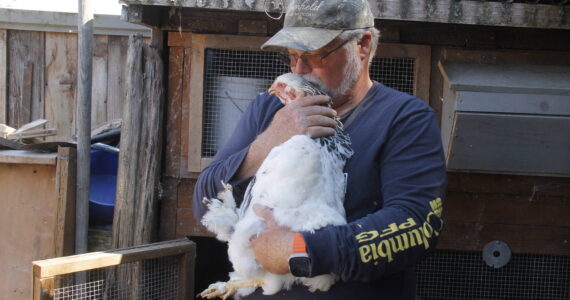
left=287, top=38, right=362, bottom=103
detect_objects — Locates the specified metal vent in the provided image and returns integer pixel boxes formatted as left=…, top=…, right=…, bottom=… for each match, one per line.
left=202, top=51, right=416, bottom=157
left=416, top=250, right=570, bottom=300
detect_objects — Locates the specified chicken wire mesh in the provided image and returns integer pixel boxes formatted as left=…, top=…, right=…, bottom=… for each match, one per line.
left=416, top=250, right=570, bottom=300
left=51, top=255, right=180, bottom=300
left=201, top=49, right=416, bottom=158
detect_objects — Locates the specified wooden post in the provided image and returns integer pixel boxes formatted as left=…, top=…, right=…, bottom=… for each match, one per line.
left=0, top=29, right=7, bottom=124
left=76, top=0, right=93, bottom=256
left=110, top=35, right=164, bottom=297
left=112, top=35, right=164, bottom=248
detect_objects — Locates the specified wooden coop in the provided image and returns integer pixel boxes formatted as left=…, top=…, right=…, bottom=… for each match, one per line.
left=115, top=0, right=570, bottom=298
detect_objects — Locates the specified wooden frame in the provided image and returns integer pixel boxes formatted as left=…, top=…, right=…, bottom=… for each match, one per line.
left=174, top=33, right=431, bottom=173
left=172, top=33, right=270, bottom=173
left=32, top=238, right=196, bottom=300
left=173, top=33, right=431, bottom=173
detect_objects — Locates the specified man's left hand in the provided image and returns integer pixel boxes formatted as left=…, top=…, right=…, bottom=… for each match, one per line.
left=251, top=204, right=294, bottom=275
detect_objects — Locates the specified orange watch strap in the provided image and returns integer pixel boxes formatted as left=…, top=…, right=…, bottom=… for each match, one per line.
left=292, top=232, right=307, bottom=254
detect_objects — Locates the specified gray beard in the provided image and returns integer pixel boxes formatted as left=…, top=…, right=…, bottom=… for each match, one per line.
left=300, top=46, right=362, bottom=102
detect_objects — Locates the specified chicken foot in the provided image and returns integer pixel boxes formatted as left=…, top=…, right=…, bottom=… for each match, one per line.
left=198, top=279, right=264, bottom=299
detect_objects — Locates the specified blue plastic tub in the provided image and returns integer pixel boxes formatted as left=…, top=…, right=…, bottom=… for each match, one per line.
left=89, top=150, right=118, bottom=226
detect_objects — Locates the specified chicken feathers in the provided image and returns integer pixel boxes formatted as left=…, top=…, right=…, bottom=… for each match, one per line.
left=200, top=73, right=353, bottom=299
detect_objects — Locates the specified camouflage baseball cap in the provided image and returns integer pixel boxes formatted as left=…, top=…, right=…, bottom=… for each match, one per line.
left=261, top=0, right=374, bottom=52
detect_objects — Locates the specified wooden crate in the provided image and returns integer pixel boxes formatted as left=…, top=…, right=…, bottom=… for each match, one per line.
left=0, top=147, right=75, bottom=299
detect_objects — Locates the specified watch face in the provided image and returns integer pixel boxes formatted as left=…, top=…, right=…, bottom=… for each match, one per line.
left=289, top=256, right=312, bottom=277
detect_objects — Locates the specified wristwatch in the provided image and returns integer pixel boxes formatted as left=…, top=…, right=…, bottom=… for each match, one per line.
left=288, top=232, right=312, bottom=277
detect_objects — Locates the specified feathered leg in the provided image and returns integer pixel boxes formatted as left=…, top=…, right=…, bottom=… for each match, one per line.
left=201, top=182, right=239, bottom=242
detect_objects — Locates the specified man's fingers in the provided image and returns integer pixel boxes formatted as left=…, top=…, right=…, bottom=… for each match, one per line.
left=253, top=204, right=278, bottom=228
left=305, top=115, right=338, bottom=128
left=296, top=95, right=331, bottom=107
left=302, top=105, right=337, bottom=118
left=308, top=126, right=336, bottom=138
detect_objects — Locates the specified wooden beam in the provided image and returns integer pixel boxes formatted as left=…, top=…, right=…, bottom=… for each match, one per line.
left=32, top=239, right=195, bottom=278
left=54, top=147, right=77, bottom=257
left=187, top=33, right=205, bottom=173
left=0, top=29, right=6, bottom=124
left=0, top=150, right=57, bottom=165
left=0, top=8, right=150, bottom=36
left=120, top=0, right=570, bottom=30
left=6, top=128, right=56, bottom=140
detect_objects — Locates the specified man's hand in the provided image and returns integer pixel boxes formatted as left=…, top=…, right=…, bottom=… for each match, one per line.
left=268, top=94, right=337, bottom=143
left=236, top=95, right=337, bottom=179
left=251, top=204, right=295, bottom=275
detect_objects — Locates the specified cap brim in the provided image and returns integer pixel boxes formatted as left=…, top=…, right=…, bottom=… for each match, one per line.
left=261, top=27, right=342, bottom=52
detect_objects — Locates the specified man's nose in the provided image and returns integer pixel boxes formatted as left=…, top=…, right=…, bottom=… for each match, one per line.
left=291, top=57, right=312, bottom=74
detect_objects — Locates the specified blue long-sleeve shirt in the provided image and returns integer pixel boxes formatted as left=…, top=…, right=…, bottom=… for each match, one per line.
left=193, top=82, right=446, bottom=299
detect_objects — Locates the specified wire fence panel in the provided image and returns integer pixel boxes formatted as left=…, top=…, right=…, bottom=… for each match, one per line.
left=416, top=250, right=570, bottom=300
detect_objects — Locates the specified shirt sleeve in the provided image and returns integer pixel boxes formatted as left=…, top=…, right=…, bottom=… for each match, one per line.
left=192, top=93, right=270, bottom=220
left=302, top=108, right=447, bottom=282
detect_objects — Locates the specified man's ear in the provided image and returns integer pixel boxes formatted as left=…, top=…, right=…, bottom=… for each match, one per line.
left=358, top=32, right=373, bottom=62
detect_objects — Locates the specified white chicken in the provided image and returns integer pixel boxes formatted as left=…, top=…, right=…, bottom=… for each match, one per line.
left=199, top=73, right=353, bottom=299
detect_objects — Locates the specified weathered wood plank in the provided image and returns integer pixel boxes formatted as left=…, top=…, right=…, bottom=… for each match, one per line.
left=0, top=150, right=57, bottom=165
left=445, top=191, right=570, bottom=227
left=447, top=172, right=570, bottom=198
left=113, top=35, right=164, bottom=248
left=428, top=46, right=444, bottom=123
left=164, top=46, right=184, bottom=177
left=166, top=10, right=284, bottom=37
left=0, top=9, right=151, bottom=36
left=7, top=30, right=45, bottom=128
left=179, top=47, right=193, bottom=178
left=0, top=29, right=6, bottom=124
left=0, top=161, right=57, bottom=299
left=123, top=0, right=570, bottom=30
left=44, top=32, right=77, bottom=142
left=54, top=147, right=76, bottom=257
left=186, top=34, right=204, bottom=173
left=91, top=35, right=109, bottom=127
left=106, top=36, right=128, bottom=121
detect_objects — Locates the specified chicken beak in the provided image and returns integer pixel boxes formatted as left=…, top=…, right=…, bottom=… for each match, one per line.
left=268, top=86, right=276, bottom=95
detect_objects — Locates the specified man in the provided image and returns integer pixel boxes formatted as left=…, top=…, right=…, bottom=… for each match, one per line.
left=193, top=0, right=446, bottom=298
